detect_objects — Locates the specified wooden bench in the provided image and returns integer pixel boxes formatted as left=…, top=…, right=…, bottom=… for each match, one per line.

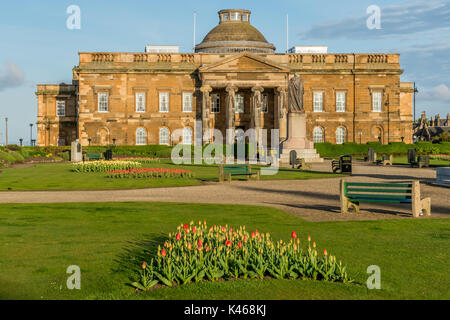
left=86, top=153, right=102, bottom=161
left=219, top=164, right=259, bottom=183
left=295, top=158, right=312, bottom=170
left=340, top=180, right=431, bottom=218
left=377, top=154, right=393, bottom=166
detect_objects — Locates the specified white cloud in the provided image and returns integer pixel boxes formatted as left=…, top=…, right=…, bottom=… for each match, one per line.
left=299, top=0, right=450, bottom=40
left=419, top=84, right=450, bottom=101
left=0, top=61, right=25, bottom=92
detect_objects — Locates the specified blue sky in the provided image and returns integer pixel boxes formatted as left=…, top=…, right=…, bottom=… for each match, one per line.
left=0, top=0, right=449, bottom=144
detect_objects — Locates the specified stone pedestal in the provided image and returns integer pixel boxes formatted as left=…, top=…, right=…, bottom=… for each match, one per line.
left=71, top=140, right=83, bottom=162
left=279, top=112, right=323, bottom=164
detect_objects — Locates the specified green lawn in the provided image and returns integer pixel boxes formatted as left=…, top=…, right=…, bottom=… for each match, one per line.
left=0, top=161, right=340, bottom=191
left=393, top=156, right=450, bottom=167
left=0, top=202, right=448, bottom=300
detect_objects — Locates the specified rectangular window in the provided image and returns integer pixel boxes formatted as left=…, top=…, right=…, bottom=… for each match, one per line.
left=336, top=92, right=346, bottom=112
left=182, top=92, right=193, bottom=112
left=98, top=92, right=109, bottom=112
left=262, top=93, right=269, bottom=113
left=222, top=13, right=229, bottom=21
left=235, top=94, right=244, bottom=113
left=313, top=92, right=323, bottom=112
left=159, top=92, right=169, bottom=113
left=56, top=101, right=66, bottom=117
left=372, top=92, right=382, bottom=112
left=211, top=93, right=220, bottom=113
left=242, top=14, right=249, bottom=21
left=231, top=12, right=241, bottom=21
left=136, top=92, right=146, bottom=113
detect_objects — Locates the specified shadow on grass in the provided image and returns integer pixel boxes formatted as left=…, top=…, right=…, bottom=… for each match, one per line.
left=113, top=233, right=168, bottom=285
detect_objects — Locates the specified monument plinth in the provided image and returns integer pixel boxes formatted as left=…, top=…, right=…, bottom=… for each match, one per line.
left=279, top=74, right=323, bottom=165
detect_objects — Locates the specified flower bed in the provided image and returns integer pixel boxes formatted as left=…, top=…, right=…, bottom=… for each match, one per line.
left=72, top=161, right=141, bottom=173
left=107, top=168, right=193, bottom=179
left=132, top=222, right=353, bottom=291
left=115, top=157, right=161, bottom=165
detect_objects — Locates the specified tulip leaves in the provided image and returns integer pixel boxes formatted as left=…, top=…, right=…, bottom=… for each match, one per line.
left=133, top=222, right=353, bottom=292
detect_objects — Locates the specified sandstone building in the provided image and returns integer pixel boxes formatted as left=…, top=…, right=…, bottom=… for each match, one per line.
left=36, top=9, right=414, bottom=147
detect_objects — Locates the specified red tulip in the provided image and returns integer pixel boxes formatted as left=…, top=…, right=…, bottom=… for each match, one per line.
left=251, top=232, right=256, bottom=239
left=176, top=233, right=181, bottom=241
left=308, top=235, right=311, bottom=242
left=192, top=226, right=196, bottom=233
left=161, top=249, right=166, bottom=257
left=206, top=246, right=210, bottom=252
left=183, top=224, right=189, bottom=230
left=291, top=231, right=297, bottom=239
left=226, top=240, right=232, bottom=247
left=142, top=262, right=147, bottom=269
left=238, top=241, right=243, bottom=248
left=324, top=249, right=328, bottom=256
left=198, top=239, right=202, bottom=248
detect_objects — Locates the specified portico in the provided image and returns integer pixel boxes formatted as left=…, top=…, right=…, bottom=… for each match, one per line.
left=199, top=53, right=290, bottom=146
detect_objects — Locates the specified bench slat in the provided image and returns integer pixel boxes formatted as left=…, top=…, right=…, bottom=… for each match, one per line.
left=350, top=198, right=412, bottom=204
left=347, top=188, right=412, bottom=194
left=346, top=183, right=412, bottom=188
left=348, top=194, right=411, bottom=200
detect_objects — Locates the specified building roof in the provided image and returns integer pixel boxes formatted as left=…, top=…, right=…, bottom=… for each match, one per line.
left=195, top=9, right=276, bottom=54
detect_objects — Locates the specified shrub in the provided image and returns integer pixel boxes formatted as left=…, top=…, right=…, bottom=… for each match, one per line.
left=0, top=150, right=16, bottom=163
left=132, top=222, right=353, bottom=291
left=8, top=151, right=25, bottom=162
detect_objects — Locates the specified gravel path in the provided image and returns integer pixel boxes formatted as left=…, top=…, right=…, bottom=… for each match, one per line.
left=0, top=161, right=448, bottom=222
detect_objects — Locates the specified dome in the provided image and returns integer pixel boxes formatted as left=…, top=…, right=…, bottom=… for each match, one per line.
left=195, top=9, right=276, bottom=54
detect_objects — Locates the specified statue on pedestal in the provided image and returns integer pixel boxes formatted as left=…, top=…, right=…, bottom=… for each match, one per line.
left=288, top=74, right=304, bottom=113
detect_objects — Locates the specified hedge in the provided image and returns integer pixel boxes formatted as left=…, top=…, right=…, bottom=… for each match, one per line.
left=0, top=150, right=17, bottom=163
left=315, top=142, right=450, bottom=158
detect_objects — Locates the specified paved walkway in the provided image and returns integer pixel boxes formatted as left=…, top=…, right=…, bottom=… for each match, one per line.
left=0, top=161, right=448, bottom=222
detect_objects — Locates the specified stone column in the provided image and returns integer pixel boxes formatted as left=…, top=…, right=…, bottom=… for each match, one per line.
left=276, top=87, right=288, bottom=141
left=225, top=85, right=238, bottom=142
left=251, top=86, right=264, bottom=132
left=200, top=85, right=212, bottom=145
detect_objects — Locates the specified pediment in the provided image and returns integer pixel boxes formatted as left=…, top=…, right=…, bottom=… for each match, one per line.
left=199, top=53, right=289, bottom=73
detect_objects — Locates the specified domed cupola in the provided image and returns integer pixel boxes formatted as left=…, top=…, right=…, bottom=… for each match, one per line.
left=195, top=9, right=276, bottom=54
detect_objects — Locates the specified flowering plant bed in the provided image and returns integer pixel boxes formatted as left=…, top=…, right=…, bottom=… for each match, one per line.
left=72, top=161, right=141, bottom=173
left=107, top=168, right=193, bottom=179
left=132, top=222, right=353, bottom=291
left=114, top=157, right=161, bottom=164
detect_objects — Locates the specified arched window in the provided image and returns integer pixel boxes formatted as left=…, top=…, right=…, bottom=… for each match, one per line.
left=336, top=127, right=346, bottom=145
left=313, top=127, right=324, bottom=143
left=159, top=128, right=170, bottom=145
left=136, top=128, right=147, bottom=146
left=183, top=127, right=193, bottom=145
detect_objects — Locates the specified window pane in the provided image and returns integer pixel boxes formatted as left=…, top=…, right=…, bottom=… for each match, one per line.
left=336, top=92, right=346, bottom=112
left=373, top=92, right=382, bottom=112
left=57, top=101, right=66, bottom=117
left=211, top=94, right=220, bottom=113
left=336, top=127, right=346, bottom=144
left=235, top=94, right=244, bottom=113
left=314, top=92, right=323, bottom=112
left=136, top=92, right=146, bottom=112
left=159, top=92, right=169, bottom=112
left=183, top=128, right=192, bottom=145
left=160, top=128, right=169, bottom=145
left=313, top=127, right=324, bottom=143
left=136, top=128, right=146, bottom=145
left=98, top=92, right=108, bottom=112
left=183, top=92, right=193, bottom=112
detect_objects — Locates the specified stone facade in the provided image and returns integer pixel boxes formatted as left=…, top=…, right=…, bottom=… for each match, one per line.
left=36, top=9, right=413, bottom=147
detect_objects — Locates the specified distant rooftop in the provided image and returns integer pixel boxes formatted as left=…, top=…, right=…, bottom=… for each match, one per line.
left=288, top=46, right=328, bottom=54
left=145, top=45, right=179, bottom=53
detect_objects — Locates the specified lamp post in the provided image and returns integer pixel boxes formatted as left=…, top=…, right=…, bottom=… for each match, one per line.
left=5, top=117, right=8, bottom=146
left=19, top=138, right=23, bottom=146
left=29, top=123, right=33, bottom=146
